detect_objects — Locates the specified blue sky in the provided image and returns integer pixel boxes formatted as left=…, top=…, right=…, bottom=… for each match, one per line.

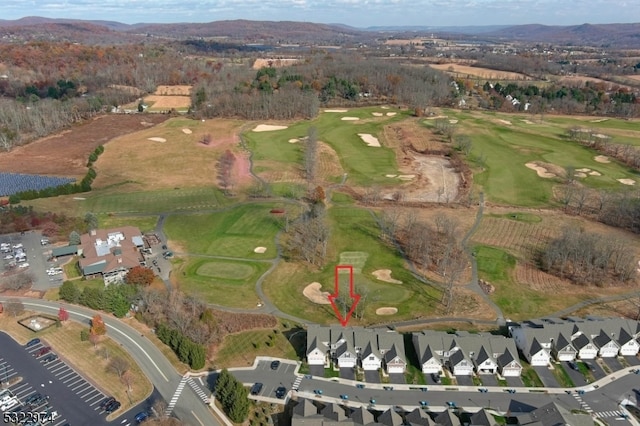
left=3, top=0, right=639, bottom=27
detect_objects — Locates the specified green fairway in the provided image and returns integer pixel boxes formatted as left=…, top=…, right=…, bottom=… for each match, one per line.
left=97, top=214, right=159, bottom=233
left=244, top=107, right=406, bottom=186
left=164, top=202, right=295, bottom=259
left=80, top=187, right=229, bottom=214
left=263, top=205, right=442, bottom=324
left=430, top=110, right=640, bottom=206
left=177, top=257, right=270, bottom=308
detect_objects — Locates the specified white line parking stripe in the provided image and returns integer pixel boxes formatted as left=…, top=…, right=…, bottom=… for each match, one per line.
left=72, top=382, right=91, bottom=392
left=63, top=375, right=80, bottom=384
left=66, top=377, right=83, bottom=386
left=56, top=371, right=74, bottom=380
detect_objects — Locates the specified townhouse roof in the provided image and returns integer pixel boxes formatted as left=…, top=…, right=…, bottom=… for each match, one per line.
left=434, top=410, right=461, bottom=426
left=469, top=409, right=499, bottom=426
left=517, top=401, right=592, bottom=426
left=377, top=409, right=403, bottom=426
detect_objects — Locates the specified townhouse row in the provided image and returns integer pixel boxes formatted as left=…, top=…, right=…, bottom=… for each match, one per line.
left=306, top=316, right=640, bottom=378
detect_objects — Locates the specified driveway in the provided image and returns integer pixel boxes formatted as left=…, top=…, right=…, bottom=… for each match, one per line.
left=624, top=356, right=640, bottom=367
left=583, top=361, right=606, bottom=381
left=309, top=365, right=325, bottom=378
left=424, top=373, right=442, bottom=385
left=364, top=370, right=380, bottom=383
left=388, top=373, right=405, bottom=384
left=340, top=368, right=355, bottom=380
left=563, top=361, right=587, bottom=387
left=601, top=357, right=624, bottom=374
left=480, top=375, right=498, bottom=387
left=455, top=375, right=473, bottom=386
left=534, top=366, right=560, bottom=388
left=505, top=376, right=523, bottom=387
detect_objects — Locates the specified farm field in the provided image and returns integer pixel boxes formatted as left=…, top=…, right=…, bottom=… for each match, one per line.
left=173, top=257, right=270, bottom=308
left=428, top=63, right=532, bottom=80
left=429, top=109, right=640, bottom=206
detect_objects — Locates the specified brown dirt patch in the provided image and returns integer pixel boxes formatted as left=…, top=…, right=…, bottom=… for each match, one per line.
left=0, top=114, right=169, bottom=179
left=514, top=262, right=568, bottom=292
left=384, top=155, right=460, bottom=203
left=302, top=282, right=331, bottom=304
left=375, top=307, right=398, bottom=315
left=144, top=95, right=191, bottom=110
left=93, top=117, right=249, bottom=190
left=233, top=152, right=254, bottom=187
left=383, top=118, right=445, bottom=153
left=429, top=63, right=531, bottom=80
left=372, top=269, right=402, bottom=284
left=317, top=141, right=345, bottom=182
left=154, top=85, right=192, bottom=96
left=252, top=58, right=300, bottom=69
left=444, top=288, right=499, bottom=321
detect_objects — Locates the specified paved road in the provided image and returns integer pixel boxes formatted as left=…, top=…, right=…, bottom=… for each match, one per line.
left=226, top=358, right=639, bottom=422
left=0, top=297, right=217, bottom=426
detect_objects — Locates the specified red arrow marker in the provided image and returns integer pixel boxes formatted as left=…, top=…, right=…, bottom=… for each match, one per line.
left=328, top=265, right=361, bottom=327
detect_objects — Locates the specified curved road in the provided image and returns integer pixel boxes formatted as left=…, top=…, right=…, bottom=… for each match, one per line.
left=0, top=297, right=216, bottom=426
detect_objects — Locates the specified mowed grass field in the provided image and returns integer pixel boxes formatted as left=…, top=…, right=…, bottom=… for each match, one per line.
left=427, top=110, right=640, bottom=206
left=164, top=202, right=296, bottom=259
left=244, top=107, right=407, bottom=186
left=263, top=198, right=443, bottom=324
left=174, top=257, right=270, bottom=308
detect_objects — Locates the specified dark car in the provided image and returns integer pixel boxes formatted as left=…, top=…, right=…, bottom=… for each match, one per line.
left=270, top=360, right=280, bottom=370
left=431, top=373, right=442, bottom=384
left=275, top=387, right=287, bottom=399
left=25, top=393, right=44, bottom=405
left=26, top=338, right=41, bottom=347
left=100, top=397, right=116, bottom=410
left=506, top=389, right=516, bottom=394
left=478, top=388, right=488, bottom=393
left=446, top=401, right=457, bottom=408
left=42, top=354, right=58, bottom=364
left=419, top=401, right=428, bottom=407
left=26, top=393, right=48, bottom=408
left=250, top=383, right=263, bottom=395
left=162, top=245, right=168, bottom=250
left=135, top=411, right=150, bottom=424
left=339, top=394, right=348, bottom=400
left=105, top=400, right=121, bottom=413
left=34, top=347, right=51, bottom=357
left=568, top=361, right=578, bottom=371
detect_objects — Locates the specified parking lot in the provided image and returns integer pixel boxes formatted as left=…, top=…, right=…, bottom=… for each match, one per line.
left=0, top=332, right=112, bottom=425
left=1, top=231, right=64, bottom=292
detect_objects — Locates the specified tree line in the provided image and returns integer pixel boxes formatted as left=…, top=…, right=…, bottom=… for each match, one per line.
left=155, top=323, right=206, bottom=370
left=540, top=226, right=636, bottom=285
left=214, top=369, right=250, bottom=423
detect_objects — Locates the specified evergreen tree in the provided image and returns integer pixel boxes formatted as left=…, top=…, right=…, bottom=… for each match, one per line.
left=228, top=381, right=250, bottom=423
left=59, top=281, right=80, bottom=303
left=69, top=230, right=81, bottom=245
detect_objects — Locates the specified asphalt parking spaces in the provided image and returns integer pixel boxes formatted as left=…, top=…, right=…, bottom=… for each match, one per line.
left=0, top=332, right=111, bottom=425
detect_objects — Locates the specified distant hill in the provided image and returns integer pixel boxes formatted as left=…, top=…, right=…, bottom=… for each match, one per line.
left=483, top=23, right=640, bottom=47
left=0, top=17, right=638, bottom=47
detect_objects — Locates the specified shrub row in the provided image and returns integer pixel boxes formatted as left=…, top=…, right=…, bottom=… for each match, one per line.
left=155, top=323, right=206, bottom=370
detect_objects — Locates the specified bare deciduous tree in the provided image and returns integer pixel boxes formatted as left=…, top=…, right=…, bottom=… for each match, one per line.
left=4, top=299, right=24, bottom=317
left=107, top=356, right=130, bottom=378
left=216, top=150, right=236, bottom=196
left=304, top=126, right=318, bottom=185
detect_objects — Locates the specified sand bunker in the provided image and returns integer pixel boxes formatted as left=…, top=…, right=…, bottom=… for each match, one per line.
left=386, top=112, right=397, bottom=116
left=449, top=119, right=458, bottom=124
left=497, top=119, right=512, bottom=125
left=576, top=168, right=591, bottom=173
left=148, top=137, right=167, bottom=143
left=303, top=282, right=331, bottom=305
left=525, top=162, right=555, bottom=178
left=376, top=307, right=398, bottom=316
left=372, top=112, right=384, bottom=117
left=589, top=171, right=602, bottom=176
left=381, top=106, right=389, bottom=109
left=385, top=174, right=398, bottom=178
left=522, top=119, right=535, bottom=124
left=591, top=118, right=609, bottom=123
left=398, top=174, right=415, bottom=181
left=618, top=179, right=636, bottom=185
left=425, top=115, right=448, bottom=120
left=575, top=172, right=587, bottom=178
left=182, top=128, right=192, bottom=134
left=288, top=138, right=299, bottom=144
left=358, top=133, right=381, bottom=147
left=254, top=247, right=267, bottom=253
left=341, top=117, right=360, bottom=121
left=595, top=155, right=611, bottom=163
left=253, top=124, right=288, bottom=132
left=325, top=109, right=348, bottom=113
left=372, top=269, right=402, bottom=284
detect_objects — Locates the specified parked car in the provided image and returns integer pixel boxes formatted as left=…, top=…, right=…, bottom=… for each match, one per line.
left=431, top=373, right=441, bottom=384
left=275, top=387, right=287, bottom=399
left=446, top=401, right=457, bottom=408
left=313, top=389, right=323, bottom=395
left=250, top=383, right=263, bottom=395
left=99, top=397, right=115, bottom=409
left=419, top=401, right=428, bottom=407
left=355, top=384, right=365, bottom=389
left=42, top=353, right=58, bottom=364
left=135, top=411, right=150, bottom=424
left=26, top=338, right=41, bottom=347
left=568, top=361, right=578, bottom=371
left=3, top=254, right=13, bottom=260
left=18, top=262, right=29, bottom=268
left=34, top=347, right=51, bottom=357
left=506, top=389, right=517, bottom=394
left=369, top=398, right=376, bottom=404
left=478, top=388, right=488, bottom=393
left=25, top=393, right=48, bottom=408
left=270, top=360, right=280, bottom=370
left=339, top=394, right=349, bottom=400
left=105, top=400, right=121, bottom=413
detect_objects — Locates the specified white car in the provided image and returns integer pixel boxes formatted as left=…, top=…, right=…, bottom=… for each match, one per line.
left=12, top=243, right=23, bottom=249
left=3, top=254, right=12, bottom=260
left=0, top=397, right=18, bottom=411
left=18, top=262, right=29, bottom=268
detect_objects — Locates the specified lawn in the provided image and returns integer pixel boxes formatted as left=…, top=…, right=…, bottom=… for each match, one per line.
left=175, top=257, right=271, bottom=309
left=164, top=202, right=296, bottom=259
left=430, top=110, right=640, bottom=206
left=97, top=214, right=159, bottom=234
left=244, top=107, right=406, bottom=186
left=0, top=312, right=151, bottom=413
left=551, top=362, right=575, bottom=388
left=263, top=205, right=443, bottom=324
left=213, top=322, right=303, bottom=368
